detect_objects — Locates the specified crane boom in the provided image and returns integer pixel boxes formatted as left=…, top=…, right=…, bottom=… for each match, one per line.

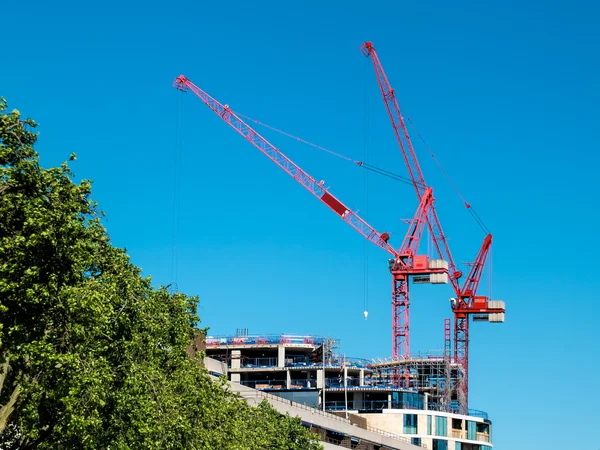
left=174, top=75, right=398, bottom=257
left=460, top=234, right=492, bottom=299
left=360, top=42, right=462, bottom=294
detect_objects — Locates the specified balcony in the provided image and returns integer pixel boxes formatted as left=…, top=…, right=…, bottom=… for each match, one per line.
left=476, top=432, right=490, bottom=442
left=451, top=430, right=466, bottom=439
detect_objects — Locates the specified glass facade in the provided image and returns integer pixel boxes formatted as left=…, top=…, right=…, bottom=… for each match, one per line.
left=435, top=416, right=447, bottom=436
left=432, top=439, right=448, bottom=450
left=392, top=391, right=424, bottom=409
left=404, top=414, right=418, bottom=434
left=467, top=420, right=477, bottom=440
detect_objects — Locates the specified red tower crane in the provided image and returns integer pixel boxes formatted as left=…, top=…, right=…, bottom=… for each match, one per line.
left=451, top=234, right=505, bottom=410
left=173, top=75, right=449, bottom=361
left=361, top=42, right=505, bottom=410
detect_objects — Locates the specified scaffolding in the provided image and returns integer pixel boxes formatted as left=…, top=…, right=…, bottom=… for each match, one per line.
left=367, top=352, right=463, bottom=410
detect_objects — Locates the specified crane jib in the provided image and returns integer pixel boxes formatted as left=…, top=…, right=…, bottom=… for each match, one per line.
left=321, top=192, right=347, bottom=217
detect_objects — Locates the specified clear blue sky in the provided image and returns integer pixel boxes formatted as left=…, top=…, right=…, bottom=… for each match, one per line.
left=3, top=1, right=599, bottom=448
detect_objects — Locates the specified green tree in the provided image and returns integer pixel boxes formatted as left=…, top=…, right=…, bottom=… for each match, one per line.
left=0, top=98, right=322, bottom=449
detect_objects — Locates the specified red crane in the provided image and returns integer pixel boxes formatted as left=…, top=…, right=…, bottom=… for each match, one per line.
left=361, top=42, right=505, bottom=410
left=451, top=234, right=505, bottom=410
left=173, top=75, right=449, bottom=362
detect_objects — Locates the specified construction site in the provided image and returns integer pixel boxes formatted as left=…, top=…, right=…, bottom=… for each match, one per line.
left=178, top=41, right=506, bottom=450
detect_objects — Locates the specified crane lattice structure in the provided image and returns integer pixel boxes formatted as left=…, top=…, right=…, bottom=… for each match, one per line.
left=361, top=42, right=505, bottom=410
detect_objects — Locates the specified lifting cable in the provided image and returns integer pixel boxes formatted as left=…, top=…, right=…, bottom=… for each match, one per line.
left=363, top=59, right=370, bottom=319
left=230, top=110, right=417, bottom=187
left=171, top=90, right=184, bottom=289
left=406, top=117, right=491, bottom=235
left=232, top=111, right=354, bottom=162
left=230, top=108, right=491, bottom=236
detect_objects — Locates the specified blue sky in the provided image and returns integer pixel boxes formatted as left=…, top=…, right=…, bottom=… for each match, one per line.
left=3, top=1, right=599, bottom=448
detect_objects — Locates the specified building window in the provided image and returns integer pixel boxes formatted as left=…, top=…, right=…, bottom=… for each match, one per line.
left=467, top=420, right=477, bottom=440
left=455, top=442, right=461, bottom=450
left=411, top=438, right=421, bottom=446
left=432, top=438, right=448, bottom=450
left=404, top=414, right=417, bottom=434
left=435, top=416, right=447, bottom=437
left=427, top=415, right=432, bottom=435
left=477, top=421, right=490, bottom=435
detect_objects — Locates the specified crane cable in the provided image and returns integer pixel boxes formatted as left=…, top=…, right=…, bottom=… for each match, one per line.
left=171, top=90, right=184, bottom=290
left=230, top=109, right=490, bottom=235
left=231, top=110, right=417, bottom=187
left=363, top=59, right=370, bottom=320
left=406, top=117, right=490, bottom=235
left=232, top=111, right=354, bottom=162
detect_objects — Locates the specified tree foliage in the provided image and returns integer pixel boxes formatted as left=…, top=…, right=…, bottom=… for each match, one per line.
left=0, top=98, right=322, bottom=449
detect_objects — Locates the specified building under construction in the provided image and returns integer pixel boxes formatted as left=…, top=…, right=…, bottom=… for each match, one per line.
left=204, top=332, right=493, bottom=449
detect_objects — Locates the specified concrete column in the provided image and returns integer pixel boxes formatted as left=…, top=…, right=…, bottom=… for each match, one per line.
left=286, top=370, right=291, bottom=389
left=277, top=345, right=285, bottom=368
left=359, top=368, right=365, bottom=386
left=387, top=393, right=392, bottom=409
left=231, top=350, right=241, bottom=369
left=230, top=350, right=241, bottom=384
left=424, top=393, right=429, bottom=411
left=317, top=368, right=324, bottom=389
left=353, top=391, right=362, bottom=410
left=417, top=414, right=428, bottom=436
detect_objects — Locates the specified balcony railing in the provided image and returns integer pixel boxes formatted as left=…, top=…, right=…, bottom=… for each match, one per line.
left=241, top=379, right=317, bottom=390
left=242, top=357, right=277, bottom=368
left=206, top=334, right=321, bottom=347
left=240, top=380, right=287, bottom=390
left=451, top=430, right=466, bottom=439
left=325, top=400, right=390, bottom=411
left=476, top=432, right=490, bottom=442
left=325, top=400, right=488, bottom=420
left=289, top=379, right=317, bottom=389
left=428, top=403, right=489, bottom=421
left=325, top=378, right=364, bottom=388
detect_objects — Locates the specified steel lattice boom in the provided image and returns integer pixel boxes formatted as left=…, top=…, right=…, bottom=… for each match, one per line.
left=174, top=75, right=397, bottom=257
